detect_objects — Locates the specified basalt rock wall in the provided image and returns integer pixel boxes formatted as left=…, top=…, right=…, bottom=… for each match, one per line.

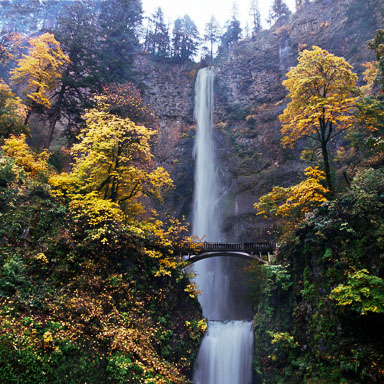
left=134, top=56, right=199, bottom=220
left=136, top=0, right=383, bottom=239
left=210, top=0, right=382, bottom=241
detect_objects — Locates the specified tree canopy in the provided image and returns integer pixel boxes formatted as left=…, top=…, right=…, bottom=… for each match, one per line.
left=279, top=46, right=358, bottom=191
left=10, top=33, right=69, bottom=123
left=50, top=100, right=172, bottom=215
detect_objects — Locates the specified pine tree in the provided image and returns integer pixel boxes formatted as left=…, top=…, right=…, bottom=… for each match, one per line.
left=44, top=1, right=101, bottom=148
left=221, top=17, right=242, bottom=47
left=204, top=16, right=220, bottom=60
left=270, top=0, right=291, bottom=24
left=97, top=0, right=142, bottom=82
left=172, top=15, right=200, bottom=62
left=250, top=0, right=261, bottom=34
left=145, top=7, right=170, bottom=57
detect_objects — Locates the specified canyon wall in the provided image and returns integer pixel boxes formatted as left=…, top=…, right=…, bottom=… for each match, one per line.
left=137, top=0, right=382, bottom=239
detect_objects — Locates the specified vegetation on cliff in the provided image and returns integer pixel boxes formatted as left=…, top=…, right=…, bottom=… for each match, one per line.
left=0, top=18, right=204, bottom=383
left=252, top=41, right=384, bottom=383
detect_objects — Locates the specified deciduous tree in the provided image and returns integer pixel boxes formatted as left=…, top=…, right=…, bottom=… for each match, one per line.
left=100, top=83, right=158, bottom=129
left=254, top=166, right=329, bottom=219
left=279, top=46, right=358, bottom=191
left=10, top=33, right=69, bottom=125
left=50, top=101, right=172, bottom=215
left=0, top=79, right=28, bottom=140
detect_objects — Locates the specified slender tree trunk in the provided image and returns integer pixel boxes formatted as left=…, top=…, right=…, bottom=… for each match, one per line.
left=44, top=85, right=66, bottom=149
left=321, top=140, right=333, bottom=192
left=320, top=120, right=333, bottom=192
left=24, top=109, right=32, bottom=125
left=44, top=112, right=59, bottom=149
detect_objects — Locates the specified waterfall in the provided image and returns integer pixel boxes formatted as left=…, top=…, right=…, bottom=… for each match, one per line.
left=192, top=67, right=253, bottom=384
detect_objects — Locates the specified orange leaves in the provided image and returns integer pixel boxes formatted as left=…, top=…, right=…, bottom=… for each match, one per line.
left=10, top=33, right=70, bottom=110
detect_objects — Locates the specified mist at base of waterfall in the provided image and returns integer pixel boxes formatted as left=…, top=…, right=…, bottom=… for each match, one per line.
left=193, top=320, right=254, bottom=384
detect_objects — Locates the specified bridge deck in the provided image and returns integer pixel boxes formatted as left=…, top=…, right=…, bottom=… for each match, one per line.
left=179, top=242, right=276, bottom=264
left=195, top=242, right=276, bottom=253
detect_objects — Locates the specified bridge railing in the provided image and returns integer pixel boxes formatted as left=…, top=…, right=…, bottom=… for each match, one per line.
left=191, top=241, right=277, bottom=253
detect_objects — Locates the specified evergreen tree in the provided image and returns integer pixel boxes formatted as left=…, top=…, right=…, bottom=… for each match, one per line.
left=97, top=0, right=142, bottom=82
left=172, top=18, right=183, bottom=59
left=46, top=0, right=101, bottom=147
left=221, top=16, right=242, bottom=47
left=204, top=16, right=220, bottom=60
left=172, top=15, right=200, bottom=62
left=145, top=7, right=170, bottom=57
left=270, top=0, right=291, bottom=24
left=368, top=29, right=384, bottom=92
left=250, top=0, right=261, bottom=34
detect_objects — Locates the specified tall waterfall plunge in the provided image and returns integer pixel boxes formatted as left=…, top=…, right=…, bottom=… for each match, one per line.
left=192, top=67, right=254, bottom=384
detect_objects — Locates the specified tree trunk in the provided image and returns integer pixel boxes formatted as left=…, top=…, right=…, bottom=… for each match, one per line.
left=320, top=120, right=333, bottom=192
left=24, top=109, right=32, bottom=126
left=44, top=113, right=59, bottom=149
left=44, top=85, right=66, bottom=149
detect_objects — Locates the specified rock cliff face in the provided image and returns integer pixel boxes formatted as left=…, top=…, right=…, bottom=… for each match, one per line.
left=210, top=0, right=382, bottom=240
left=137, top=0, right=382, bottom=240
left=134, top=57, right=199, bottom=219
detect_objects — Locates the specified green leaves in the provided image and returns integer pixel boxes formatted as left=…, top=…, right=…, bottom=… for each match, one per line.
left=330, top=269, right=384, bottom=315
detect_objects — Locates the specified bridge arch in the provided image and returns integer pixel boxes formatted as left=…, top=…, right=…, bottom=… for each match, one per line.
left=185, top=251, right=268, bottom=264
left=179, top=242, right=276, bottom=264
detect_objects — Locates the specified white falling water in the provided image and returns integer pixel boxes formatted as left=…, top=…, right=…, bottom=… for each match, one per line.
left=193, top=321, right=254, bottom=384
left=192, top=67, right=253, bottom=384
left=192, top=67, right=221, bottom=242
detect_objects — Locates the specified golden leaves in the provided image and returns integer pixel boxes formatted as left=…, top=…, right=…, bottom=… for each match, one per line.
left=10, top=33, right=70, bottom=110
left=56, top=105, right=173, bottom=213
left=254, top=166, right=329, bottom=218
left=2, top=134, right=50, bottom=176
left=279, top=46, right=358, bottom=147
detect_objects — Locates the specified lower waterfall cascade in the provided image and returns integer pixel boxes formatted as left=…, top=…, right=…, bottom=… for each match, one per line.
left=192, top=67, right=253, bottom=384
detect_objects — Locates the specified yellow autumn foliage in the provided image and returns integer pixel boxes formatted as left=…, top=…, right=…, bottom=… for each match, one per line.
left=50, top=103, right=173, bottom=215
left=360, top=61, right=379, bottom=96
left=280, top=46, right=358, bottom=149
left=279, top=46, right=358, bottom=191
left=2, top=134, right=50, bottom=176
left=10, top=33, right=69, bottom=110
left=0, top=79, right=28, bottom=139
left=254, top=166, right=329, bottom=218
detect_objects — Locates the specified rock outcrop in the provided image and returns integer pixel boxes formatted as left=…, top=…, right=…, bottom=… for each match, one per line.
left=134, top=56, right=199, bottom=218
